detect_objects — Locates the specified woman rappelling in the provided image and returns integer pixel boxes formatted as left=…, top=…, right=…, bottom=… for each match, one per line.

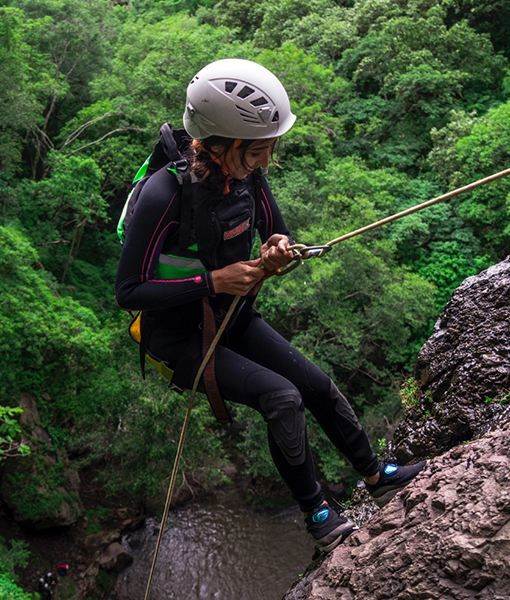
left=114, top=58, right=426, bottom=554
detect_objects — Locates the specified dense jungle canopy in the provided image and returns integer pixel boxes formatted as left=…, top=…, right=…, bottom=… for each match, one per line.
left=1, top=0, right=509, bottom=596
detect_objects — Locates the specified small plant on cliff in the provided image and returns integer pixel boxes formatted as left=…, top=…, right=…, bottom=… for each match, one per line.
left=376, top=437, right=388, bottom=454
left=399, top=377, right=420, bottom=411
left=483, top=391, right=510, bottom=405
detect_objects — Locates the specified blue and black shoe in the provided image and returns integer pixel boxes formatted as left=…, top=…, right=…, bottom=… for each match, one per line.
left=365, top=460, right=427, bottom=508
left=304, top=501, right=357, bottom=554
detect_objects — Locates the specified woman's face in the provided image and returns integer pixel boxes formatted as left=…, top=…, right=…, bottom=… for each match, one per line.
left=213, top=138, right=278, bottom=180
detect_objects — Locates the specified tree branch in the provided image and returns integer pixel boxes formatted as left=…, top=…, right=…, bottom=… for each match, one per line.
left=67, top=126, right=144, bottom=154
left=61, top=111, right=117, bottom=149
left=34, top=126, right=55, bottom=150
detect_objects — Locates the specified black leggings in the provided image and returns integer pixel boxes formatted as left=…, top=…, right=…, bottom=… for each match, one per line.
left=149, top=310, right=379, bottom=512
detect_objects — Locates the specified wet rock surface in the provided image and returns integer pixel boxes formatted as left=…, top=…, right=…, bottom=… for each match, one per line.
left=394, top=258, right=510, bottom=461
left=284, top=416, right=510, bottom=600
left=98, top=542, right=133, bottom=573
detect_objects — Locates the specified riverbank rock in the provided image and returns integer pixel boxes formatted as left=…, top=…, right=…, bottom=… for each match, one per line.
left=393, top=258, right=510, bottom=461
left=284, top=415, right=510, bottom=599
left=98, top=542, right=133, bottom=573
left=0, top=394, right=83, bottom=530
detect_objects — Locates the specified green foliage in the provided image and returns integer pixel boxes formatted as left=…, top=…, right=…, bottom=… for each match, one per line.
left=400, top=377, right=420, bottom=410
left=0, top=406, right=30, bottom=461
left=76, top=370, right=229, bottom=501
left=483, top=391, right=510, bottom=405
left=0, top=536, right=34, bottom=600
left=5, top=455, right=79, bottom=524
left=0, top=575, right=35, bottom=600
left=0, top=7, right=42, bottom=177
left=376, top=437, right=388, bottom=454
left=0, top=536, right=30, bottom=580
left=84, top=506, right=111, bottom=535
left=8, top=151, right=107, bottom=280
left=335, top=10, right=506, bottom=167
left=0, top=224, right=109, bottom=403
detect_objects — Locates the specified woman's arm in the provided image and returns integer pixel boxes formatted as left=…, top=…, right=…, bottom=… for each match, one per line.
left=115, top=167, right=215, bottom=311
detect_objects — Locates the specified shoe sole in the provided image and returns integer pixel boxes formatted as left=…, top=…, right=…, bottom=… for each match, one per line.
left=372, top=480, right=415, bottom=508
left=316, top=523, right=359, bottom=554
left=370, top=461, right=427, bottom=508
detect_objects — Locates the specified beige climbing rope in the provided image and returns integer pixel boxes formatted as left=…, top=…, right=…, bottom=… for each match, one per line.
left=279, top=167, right=510, bottom=274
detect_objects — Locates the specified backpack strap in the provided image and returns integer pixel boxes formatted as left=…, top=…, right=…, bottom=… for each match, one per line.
left=160, top=123, right=179, bottom=158
left=178, top=171, right=195, bottom=250
left=252, top=167, right=265, bottom=234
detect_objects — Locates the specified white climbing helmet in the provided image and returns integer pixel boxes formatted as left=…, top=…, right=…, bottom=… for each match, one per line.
left=182, top=58, right=297, bottom=139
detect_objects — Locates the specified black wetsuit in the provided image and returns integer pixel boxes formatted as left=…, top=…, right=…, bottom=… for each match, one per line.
left=115, top=166, right=379, bottom=512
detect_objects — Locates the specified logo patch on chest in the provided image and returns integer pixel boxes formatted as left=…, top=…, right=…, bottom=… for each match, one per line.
left=223, top=218, right=251, bottom=240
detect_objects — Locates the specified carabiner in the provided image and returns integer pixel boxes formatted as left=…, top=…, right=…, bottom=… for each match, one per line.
left=275, top=243, right=331, bottom=276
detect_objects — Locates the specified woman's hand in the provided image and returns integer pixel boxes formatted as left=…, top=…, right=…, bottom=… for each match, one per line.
left=211, top=258, right=266, bottom=295
left=260, top=234, right=294, bottom=273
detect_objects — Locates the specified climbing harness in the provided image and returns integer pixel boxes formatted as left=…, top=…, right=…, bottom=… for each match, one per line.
left=119, top=122, right=267, bottom=423
left=143, top=166, right=510, bottom=599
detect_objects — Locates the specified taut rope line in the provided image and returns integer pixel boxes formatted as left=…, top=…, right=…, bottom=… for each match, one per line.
left=143, top=167, right=510, bottom=599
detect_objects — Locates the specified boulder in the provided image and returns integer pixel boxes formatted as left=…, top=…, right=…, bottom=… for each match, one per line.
left=98, top=542, right=133, bottom=573
left=285, top=259, right=510, bottom=599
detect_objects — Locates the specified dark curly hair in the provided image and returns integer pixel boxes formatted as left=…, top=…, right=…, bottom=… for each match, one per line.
left=184, top=136, right=278, bottom=192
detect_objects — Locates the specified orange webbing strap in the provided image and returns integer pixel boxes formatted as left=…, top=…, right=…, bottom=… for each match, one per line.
left=129, top=311, right=176, bottom=383
left=128, top=311, right=142, bottom=343
left=201, top=297, right=232, bottom=424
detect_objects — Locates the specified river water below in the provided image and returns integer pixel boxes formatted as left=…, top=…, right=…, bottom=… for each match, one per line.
left=115, top=487, right=315, bottom=600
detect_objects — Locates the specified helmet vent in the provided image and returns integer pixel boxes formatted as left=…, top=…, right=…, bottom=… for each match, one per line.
left=250, top=96, right=268, bottom=107
left=236, top=104, right=255, bottom=116
left=225, top=81, right=237, bottom=93
left=237, top=85, right=255, bottom=99
left=272, top=111, right=279, bottom=122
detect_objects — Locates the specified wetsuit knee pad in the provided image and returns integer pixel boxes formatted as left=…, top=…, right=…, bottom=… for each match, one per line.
left=329, top=380, right=362, bottom=432
left=258, top=389, right=306, bottom=466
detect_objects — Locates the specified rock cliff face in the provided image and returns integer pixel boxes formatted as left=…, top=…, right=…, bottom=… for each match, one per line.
left=394, top=258, right=510, bottom=461
left=284, top=259, right=510, bottom=600
left=285, top=419, right=509, bottom=600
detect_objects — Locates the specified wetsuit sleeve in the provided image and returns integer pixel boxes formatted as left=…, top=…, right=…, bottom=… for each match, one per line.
left=256, top=174, right=296, bottom=245
left=115, top=167, right=215, bottom=311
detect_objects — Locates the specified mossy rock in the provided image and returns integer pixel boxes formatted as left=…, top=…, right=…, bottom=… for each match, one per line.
left=1, top=451, right=83, bottom=529
left=0, top=394, right=83, bottom=530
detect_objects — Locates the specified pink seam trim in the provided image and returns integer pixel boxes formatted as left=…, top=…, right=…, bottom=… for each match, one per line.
left=141, top=192, right=177, bottom=280
left=148, top=276, right=203, bottom=284
left=260, top=187, right=273, bottom=236
left=145, top=221, right=178, bottom=280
